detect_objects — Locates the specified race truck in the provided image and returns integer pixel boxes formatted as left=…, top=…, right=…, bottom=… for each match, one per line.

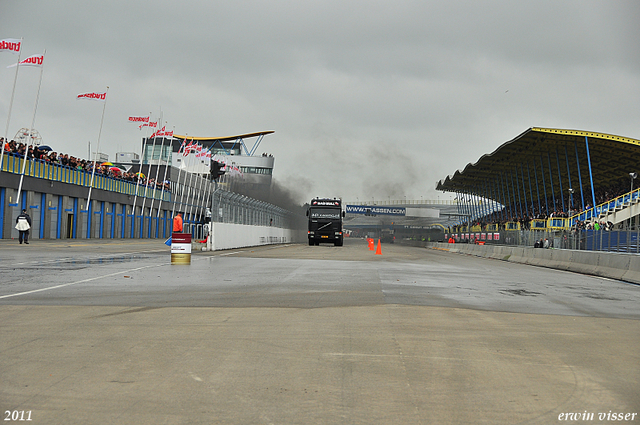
left=306, top=198, right=345, bottom=246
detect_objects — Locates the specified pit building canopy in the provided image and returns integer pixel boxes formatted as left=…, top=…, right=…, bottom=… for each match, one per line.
left=172, top=131, right=274, bottom=143
left=171, top=131, right=275, bottom=157
left=436, top=127, right=640, bottom=215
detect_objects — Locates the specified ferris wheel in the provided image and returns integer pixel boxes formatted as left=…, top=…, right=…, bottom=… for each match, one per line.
left=13, top=128, right=43, bottom=146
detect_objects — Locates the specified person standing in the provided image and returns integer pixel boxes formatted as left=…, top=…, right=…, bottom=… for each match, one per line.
left=173, top=212, right=183, bottom=233
left=15, top=209, right=32, bottom=244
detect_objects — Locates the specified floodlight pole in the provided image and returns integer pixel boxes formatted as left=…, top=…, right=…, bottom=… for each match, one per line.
left=568, top=188, right=574, bottom=210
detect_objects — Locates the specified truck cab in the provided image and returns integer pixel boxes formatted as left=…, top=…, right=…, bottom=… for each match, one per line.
left=307, top=198, right=345, bottom=246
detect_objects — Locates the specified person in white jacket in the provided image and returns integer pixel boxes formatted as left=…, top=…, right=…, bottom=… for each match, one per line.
left=15, top=209, right=32, bottom=244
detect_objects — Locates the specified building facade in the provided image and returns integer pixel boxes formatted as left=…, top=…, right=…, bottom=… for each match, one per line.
left=140, top=131, right=275, bottom=199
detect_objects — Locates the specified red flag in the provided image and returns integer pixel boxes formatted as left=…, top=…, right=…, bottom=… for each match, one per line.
left=178, top=139, right=187, bottom=153
left=183, top=139, right=194, bottom=156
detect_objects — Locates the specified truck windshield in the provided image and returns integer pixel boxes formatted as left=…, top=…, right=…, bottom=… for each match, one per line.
left=309, top=208, right=341, bottom=220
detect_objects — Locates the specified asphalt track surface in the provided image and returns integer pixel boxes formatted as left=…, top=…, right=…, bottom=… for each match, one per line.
left=0, top=238, right=638, bottom=424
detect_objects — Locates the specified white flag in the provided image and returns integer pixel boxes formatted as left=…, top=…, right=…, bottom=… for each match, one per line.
left=139, top=121, right=157, bottom=130
left=128, top=116, right=149, bottom=123
left=7, top=54, right=44, bottom=68
left=77, top=92, right=107, bottom=102
left=0, top=39, right=21, bottom=54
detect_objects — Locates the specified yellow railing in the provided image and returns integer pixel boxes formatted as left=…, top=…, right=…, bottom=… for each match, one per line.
left=505, top=222, right=520, bottom=230
left=547, top=217, right=568, bottom=229
left=1, top=153, right=171, bottom=201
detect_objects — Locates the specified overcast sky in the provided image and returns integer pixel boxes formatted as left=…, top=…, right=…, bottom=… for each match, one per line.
left=2, top=1, right=639, bottom=204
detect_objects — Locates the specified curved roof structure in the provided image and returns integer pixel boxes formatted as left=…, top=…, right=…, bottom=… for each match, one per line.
left=436, top=127, right=640, bottom=204
left=172, top=131, right=274, bottom=142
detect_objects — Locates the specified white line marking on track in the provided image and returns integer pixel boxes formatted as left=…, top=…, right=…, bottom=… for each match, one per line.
left=1, top=248, right=260, bottom=300
left=218, top=251, right=244, bottom=256
left=0, top=262, right=170, bottom=300
left=7, top=249, right=165, bottom=266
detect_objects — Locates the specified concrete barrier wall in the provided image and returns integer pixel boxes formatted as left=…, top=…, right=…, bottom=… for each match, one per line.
left=207, top=222, right=305, bottom=251
left=425, top=242, right=640, bottom=285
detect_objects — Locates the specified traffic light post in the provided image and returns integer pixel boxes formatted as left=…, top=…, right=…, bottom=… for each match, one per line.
left=210, top=160, right=226, bottom=181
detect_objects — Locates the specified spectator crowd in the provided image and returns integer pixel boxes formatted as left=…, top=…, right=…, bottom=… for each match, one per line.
left=451, top=176, right=633, bottom=233
left=1, top=138, right=170, bottom=191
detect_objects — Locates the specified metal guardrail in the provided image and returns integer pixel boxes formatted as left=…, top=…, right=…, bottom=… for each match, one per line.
left=503, top=228, right=640, bottom=253
left=211, top=189, right=296, bottom=228
left=447, top=227, right=640, bottom=254
left=348, top=199, right=457, bottom=206
left=183, top=223, right=206, bottom=240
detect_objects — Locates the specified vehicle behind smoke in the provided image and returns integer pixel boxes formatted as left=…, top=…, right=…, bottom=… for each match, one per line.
left=380, top=228, right=395, bottom=244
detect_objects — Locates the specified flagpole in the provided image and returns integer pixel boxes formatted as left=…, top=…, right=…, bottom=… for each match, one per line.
left=86, top=86, right=109, bottom=217
left=178, top=145, right=191, bottom=220
left=29, top=50, right=46, bottom=137
left=171, top=137, right=187, bottom=220
left=200, top=147, right=214, bottom=222
left=1, top=38, right=23, bottom=171
left=131, top=112, right=153, bottom=238
left=176, top=138, right=194, bottom=223
left=140, top=111, right=161, bottom=237
left=183, top=143, right=198, bottom=231
left=198, top=163, right=208, bottom=222
left=187, top=145, right=203, bottom=223
left=195, top=147, right=212, bottom=223
left=203, top=177, right=213, bottom=225
left=156, top=125, right=175, bottom=222
left=15, top=50, right=46, bottom=207
left=149, top=123, right=170, bottom=236
left=189, top=155, right=205, bottom=227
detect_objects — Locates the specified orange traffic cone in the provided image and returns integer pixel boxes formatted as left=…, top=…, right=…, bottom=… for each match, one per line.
left=368, top=238, right=374, bottom=250
left=375, top=239, right=382, bottom=255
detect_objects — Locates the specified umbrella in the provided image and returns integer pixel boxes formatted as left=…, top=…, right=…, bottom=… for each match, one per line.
left=101, top=161, right=114, bottom=166
left=109, top=166, right=122, bottom=174
left=135, top=172, right=146, bottom=178
left=38, top=145, right=52, bottom=151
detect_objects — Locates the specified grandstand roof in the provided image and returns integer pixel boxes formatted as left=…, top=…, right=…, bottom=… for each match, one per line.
left=436, top=127, right=640, bottom=200
left=172, top=131, right=274, bottom=142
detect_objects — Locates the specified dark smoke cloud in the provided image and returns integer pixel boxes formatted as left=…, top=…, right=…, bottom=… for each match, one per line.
left=229, top=176, right=308, bottom=216
left=359, top=144, right=421, bottom=201
left=287, top=134, right=426, bottom=203
left=268, top=178, right=310, bottom=211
